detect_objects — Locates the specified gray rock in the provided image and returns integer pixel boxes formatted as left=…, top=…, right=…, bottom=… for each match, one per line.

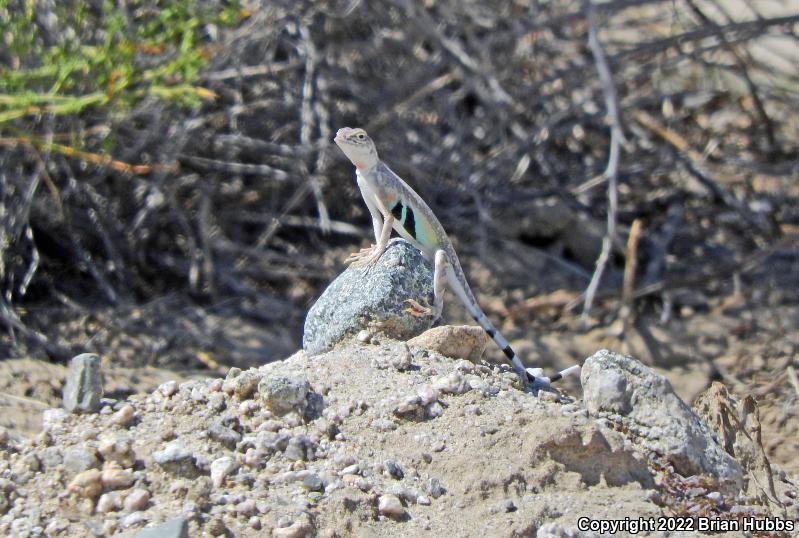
left=284, top=435, right=315, bottom=461
left=62, top=448, right=100, bottom=474
left=133, top=517, right=189, bottom=538
left=427, top=477, right=445, bottom=498
left=489, top=499, right=516, bottom=513
left=583, top=369, right=631, bottom=414
left=258, top=375, right=310, bottom=416
left=208, top=421, right=242, bottom=449
left=38, top=447, right=64, bottom=469
left=302, top=473, right=323, bottom=492
left=152, top=442, right=200, bottom=478
left=581, top=350, right=742, bottom=491
left=384, top=459, right=404, bottom=480
left=256, top=430, right=291, bottom=453
left=62, top=353, right=103, bottom=413
left=303, top=239, right=435, bottom=354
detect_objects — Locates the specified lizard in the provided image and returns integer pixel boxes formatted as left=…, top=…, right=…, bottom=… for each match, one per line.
left=333, top=126, right=580, bottom=392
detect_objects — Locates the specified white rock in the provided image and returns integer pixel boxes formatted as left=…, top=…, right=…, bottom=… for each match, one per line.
left=110, top=404, right=135, bottom=427
left=432, top=372, right=469, bottom=394
left=42, top=409, right=68, bottom=434
left=210, top=457, right=239, bottom=488
left=378, top=494, right=406, bottom=519
left=123, top=489, right=150, bottom=512
left=158, top=381, right=179, bottom=398
left=339, top=464, right=360, bottom=476
left=417, top=387, right=440, bottom=406
left=96, top=492, right=121, bottom=513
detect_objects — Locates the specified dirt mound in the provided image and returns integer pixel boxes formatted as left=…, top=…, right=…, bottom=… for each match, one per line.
left=0, top=340, right=795, bottom=537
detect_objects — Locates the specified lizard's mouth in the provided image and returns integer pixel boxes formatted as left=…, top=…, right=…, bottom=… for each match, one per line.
left=334, top=127, right=352, bottom=144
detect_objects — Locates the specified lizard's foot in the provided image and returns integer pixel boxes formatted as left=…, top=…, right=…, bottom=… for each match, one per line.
left=346, top=245, right=381, bottom=267
left=404, top=298, right=434, bottom=318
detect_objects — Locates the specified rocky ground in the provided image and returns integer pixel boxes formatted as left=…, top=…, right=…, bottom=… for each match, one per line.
left=0, top=239, right=798, bottom=537
left=0, top=335, right=797, bottom=537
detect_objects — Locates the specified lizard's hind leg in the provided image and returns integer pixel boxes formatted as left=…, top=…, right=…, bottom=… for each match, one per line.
left=405, top=249, right=447, bottom=321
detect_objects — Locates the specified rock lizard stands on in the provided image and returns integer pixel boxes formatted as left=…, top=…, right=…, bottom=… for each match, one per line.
left=334, top=127, right=580, bottom=392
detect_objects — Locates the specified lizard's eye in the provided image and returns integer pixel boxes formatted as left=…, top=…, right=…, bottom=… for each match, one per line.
left=357, top=134, right=366, bottom=140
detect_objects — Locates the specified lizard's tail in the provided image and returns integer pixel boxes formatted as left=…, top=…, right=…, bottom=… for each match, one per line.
left=526, top=364, right=581, bottom=392
left=445, top=266, right=580, bottom=388
left=548, top=364, right=582, bottom=382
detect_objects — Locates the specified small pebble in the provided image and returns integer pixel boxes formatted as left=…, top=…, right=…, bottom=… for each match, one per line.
left=258, top=375, right=310, bottom=416
left=96, top=492, right=121, bottom=513
left=372, top=418, right=398, bottom=432
left=502, top=499, right=517, bottom=512
left=432, top=372, right=469, bottom=394
left=62, top=448, right=100, bottom=474
left=158, top=381, right=179, bottom=398
left=21, top=453, right=40, bottom=472
left=111, top=404, right=136, bottom=427
left=208, top=421, right=242, bottom=449
left=41, top=408, right=69, bottom=434
left=273, top=520, right=313, bottom=538
left=67, top=469, right=103, bottom=498
left=98, top=436, right=136, bottom=468
left=356, top=330, right=372, bottom=343
left=378, top=494, right=406, bottom=519
left=120, top=511, right=148, bottom=529
left=124, top=489, right=150, bottom=512
left=210, top=457, right=239, bottom=488
left=427, top=477, right=444, bottom=498
left=384, top=460, right=404, bottom=480
left=391, top=348, right=412, bottom=371
left=236, top=499, right=257, bottom=516
left=153, top=442, right=193, bottom=465
left=418, top=387, right=440, bottom=406
left=339, top=464, right=360, bottom=476
left=101, top=462, right=135, bottom=489
left=284, top=435, right=314, bottom=461
left=302, top=474, right=324, bottom=492
left=133, top=517, right=189, bottom=538
left=426, top=402, right=444, bottom=418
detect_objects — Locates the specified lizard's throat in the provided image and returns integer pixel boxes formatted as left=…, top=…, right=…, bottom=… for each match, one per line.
left=354, top=160, right=377, bottom=172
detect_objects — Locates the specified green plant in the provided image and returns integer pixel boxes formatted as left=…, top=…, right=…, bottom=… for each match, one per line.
left=0, top=0, right=245, bottom=163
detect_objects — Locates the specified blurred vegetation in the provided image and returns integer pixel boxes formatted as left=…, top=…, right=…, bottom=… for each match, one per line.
left=0, top=0, right=245, bottom=133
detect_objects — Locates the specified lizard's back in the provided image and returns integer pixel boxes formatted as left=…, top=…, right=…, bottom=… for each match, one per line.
left=374, top=162, right=479, bottom=308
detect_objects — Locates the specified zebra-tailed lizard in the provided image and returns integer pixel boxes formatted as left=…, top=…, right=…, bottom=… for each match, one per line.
left=334, top=127, right=580, bottom=392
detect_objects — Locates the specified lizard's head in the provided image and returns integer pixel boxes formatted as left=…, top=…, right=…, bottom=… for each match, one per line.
left=334, top=127, right=378, bottom=170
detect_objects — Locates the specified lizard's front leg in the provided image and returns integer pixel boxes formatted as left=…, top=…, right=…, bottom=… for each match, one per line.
left=406, top=249, right=447, bottom=320
left=348, top=212, right=394, bottom=268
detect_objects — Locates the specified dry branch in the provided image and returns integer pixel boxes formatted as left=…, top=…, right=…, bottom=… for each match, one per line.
left=581, top=0, right=626, bottom=325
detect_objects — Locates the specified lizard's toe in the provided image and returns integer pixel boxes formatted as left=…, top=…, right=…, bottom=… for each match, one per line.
left=404, top=299, right=434, bottom=318
left=345, top=245, right=377, bottom=266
